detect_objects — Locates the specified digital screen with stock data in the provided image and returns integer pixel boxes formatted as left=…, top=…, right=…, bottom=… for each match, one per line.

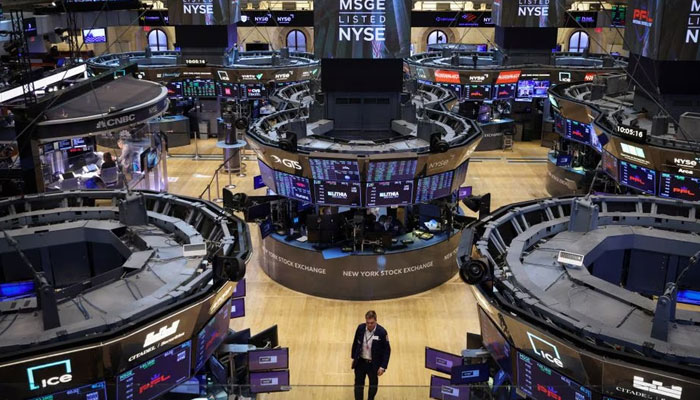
left=659, top=173, right=700, bottom=202
left=314, top=180, right=362, bottom=206
left=309, top=158, right=360, bottom=181
left=365, top=181, right=413, bottom=207
left=273, top=171, right=312, bottom=202
left=516, top=352, right=592, bottom=400
left=29, top=382, right=107, bottom=400
left=565, top=119, right=591, bottom=145
left=116, top=341, right=192, bottom=400
left=367, top=159, right=417, bottom=181
left=182, top=79, right=216, bottom=97
left=195, top=301, right=231, bottom=372
left=619, top=161, right=656, bottom=195
left=416, top=171, right=454, bottom=202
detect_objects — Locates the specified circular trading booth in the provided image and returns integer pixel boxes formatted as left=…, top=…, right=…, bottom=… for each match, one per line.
left=546, top=73, right=700, bottom=200
left=1, top=65, right=170, bottom=195
left=0, top=190, right=251, bottom=399
left=405, top=48, right=627, bottom=151
left=458, top=194, right=700, bottom=399
left=243, top=66, right=482, bottom=300
left=88, top=50, right=320, bottom=168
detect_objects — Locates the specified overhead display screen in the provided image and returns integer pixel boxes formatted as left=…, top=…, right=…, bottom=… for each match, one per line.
left=465, top=84, right=491, bottom=100
left=516, top=352, right=592, bottom=400
left=237, top=11, right=314, bottom=26
left=610, top=5, right=626, bottom=26
left=493, top=83, right=516, bottom=99
left=565, top=119, right=591, bottom=145
left=315, top=180, right=362, bottom=206
left=182, top=79, right=216, bottom=97
left=411, top=11, right=493, bottom=27
left=83, top=28, right=107, bottom=44
left=602, top=150, right=618, bottom=179
left=517, top=80, right=550, bottom=98
left=194, top=302, right=231, bottom=372
left=166, top=0, right=238, bottom=25
left=492, top=0, right=565, bottom=27
left=619, top=160, right=657, bottom=195
left=28, top=382, right=107, bottom=400
left=258, top=160, right=277, bottom=192
left=367, top=159, right=417, bottom=181
left=659, top=173, right=700, bottom=202
left=116, top=341, right=192, bottom=400
left=478, top=307, right=512, bottom=377
left=416, top=171, right=454, bottom=203
left=274, top=171, right=312, bottom=202
left=313, top=0, right=412, bottom=58
left=309, top=158, right=360, bottom=181
left=365, top=180, right=413, bottom=207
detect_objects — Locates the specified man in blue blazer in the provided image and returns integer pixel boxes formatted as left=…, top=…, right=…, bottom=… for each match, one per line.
left=351, top=310, right=391, bottom=400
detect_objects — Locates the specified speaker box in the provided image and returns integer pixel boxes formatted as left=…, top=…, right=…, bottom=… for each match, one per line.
left=430, top=133, right=449, bottom=153
left=213, top=252, right=246, bottom=282
left=279, top=132, right=297, bottom=152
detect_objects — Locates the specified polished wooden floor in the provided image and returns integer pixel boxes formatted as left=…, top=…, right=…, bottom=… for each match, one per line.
left=165, top=139, right=551, bottom=398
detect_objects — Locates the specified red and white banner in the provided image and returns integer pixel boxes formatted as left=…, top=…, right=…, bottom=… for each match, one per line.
left=434, top=69, right=461, bottom=84
left=496, top=70, right=521, bottom=84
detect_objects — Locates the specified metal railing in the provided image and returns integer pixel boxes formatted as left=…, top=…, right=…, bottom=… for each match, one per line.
left=198, top=151, right=244, bottom=202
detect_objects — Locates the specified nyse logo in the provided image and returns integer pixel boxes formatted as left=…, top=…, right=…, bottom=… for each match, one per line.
left=632, top=376, right=683, bottom=400
left=183, top=0, right=213, bottom=15
left=674, top=158, right=697, bottom=167
left=144, top=320, right=180, bottom=348
left=27, top=360, right=72, bottom=390
left=428, top=159, right=449, bottom=169
left=271, top=155, right=302, bottom=170
left=469, top=74, right=488, bottom=83
left=527, top=332, right=564, bottom=368
left=518, top=0, right=549, bottom=17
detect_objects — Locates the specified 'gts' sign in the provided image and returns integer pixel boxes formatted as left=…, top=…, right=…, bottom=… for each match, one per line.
left=271, top=155, right=301, bottom=170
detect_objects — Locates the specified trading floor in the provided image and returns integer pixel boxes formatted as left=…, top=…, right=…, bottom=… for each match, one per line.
left=166, top=140, right=550, bottom=398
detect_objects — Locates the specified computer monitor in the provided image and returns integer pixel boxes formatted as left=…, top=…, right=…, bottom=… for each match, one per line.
left=425, top=347, right=462, bottom=374
left=253, top=175, right=266, bottom=189
left=245, top=203, right=272, bottom=221
left=231, top=297, right=245, bottom=318
left=249, top=325, right=279, bottom=349
left=208, top=356, right=229, bottom=385
left=450, top=363, right=489, bottom=385
left=249, top=370, right=290, bottom=393
left=429, top=375, right=470, bottom=400
left=248, top=348, right=289, bottom=371
left=233, top=279, right=246, bottom=298
left=225, top=328, right=251, bottom=344
left=458, top=187, right=472, bottom=199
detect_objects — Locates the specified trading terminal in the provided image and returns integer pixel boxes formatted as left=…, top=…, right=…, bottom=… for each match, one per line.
left=1, top=0, right=700, bottom=399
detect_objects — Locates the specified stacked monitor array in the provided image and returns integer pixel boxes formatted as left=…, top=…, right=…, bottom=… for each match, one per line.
left=28, top=298, right=234, bottom=400
left=259, top=157, right=469, bottom=206
left=554, top=109, right=700, bottom=201
left=422, top=79, right=550, bottom=101
left=165, top=79, right=273, bottom=99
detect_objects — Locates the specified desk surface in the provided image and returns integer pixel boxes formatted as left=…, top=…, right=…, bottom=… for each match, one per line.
left=270, top=229, right=454, bottom=259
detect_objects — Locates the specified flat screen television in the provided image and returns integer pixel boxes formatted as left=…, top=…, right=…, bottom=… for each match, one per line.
left=425, top=347, right=462, bottom=374
left=83, top=28, right=107, bottom=44
left=248, top=348, right=289, bottom=371
left=429, top=375, right=469, bottom=400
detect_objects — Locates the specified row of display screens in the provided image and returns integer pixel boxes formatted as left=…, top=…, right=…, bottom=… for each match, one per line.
left=166, top=80, right=285, bottom=99
left=602, top=152, right=700, bottom=201
left=554, top=113, right=604, bottom=153
left=426, top=80, right=551, bottom=101
left=26, top=299, right=233, bottom=400
left=259, top=160, right=469, bottom=206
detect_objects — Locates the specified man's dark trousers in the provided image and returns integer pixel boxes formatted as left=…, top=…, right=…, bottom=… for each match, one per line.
left=354, top=358, right=378, bottom=400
